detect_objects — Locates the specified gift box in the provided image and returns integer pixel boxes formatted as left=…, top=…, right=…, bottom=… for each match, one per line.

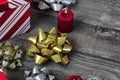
left=0, top=0, right=31, bottom=41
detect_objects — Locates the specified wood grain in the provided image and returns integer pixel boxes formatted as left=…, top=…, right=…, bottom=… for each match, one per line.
left=31, top=0, right=120, bottom=29
left=6, top=13, right=120, bottom=80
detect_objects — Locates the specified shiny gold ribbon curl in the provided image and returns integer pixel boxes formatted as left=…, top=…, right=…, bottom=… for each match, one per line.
left=27, top=27, right=72, bottom=65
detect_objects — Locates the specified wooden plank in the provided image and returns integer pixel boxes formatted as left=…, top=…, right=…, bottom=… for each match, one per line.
left=31, top=0, right=120, bottom=29
left=5, top=5, right=120, bottom=79
left=73, top=0, right=120, bottom=29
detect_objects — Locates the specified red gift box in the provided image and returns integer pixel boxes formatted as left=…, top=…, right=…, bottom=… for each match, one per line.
left=0, top=0, right=31, bottom=41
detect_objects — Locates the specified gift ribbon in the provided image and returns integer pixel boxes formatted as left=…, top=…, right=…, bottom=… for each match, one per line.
left=0, top=41, right=23, bottom=69
left=0, top=0, right=9, bottom=12
left=34, top=0, right=76, bottom=11
left=25, top=66, right=55, bottom=80
left=27, top=27, right=72, bottom=65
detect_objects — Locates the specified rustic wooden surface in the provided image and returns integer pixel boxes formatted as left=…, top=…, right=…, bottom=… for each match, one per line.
left=5, top=1, right=120, bottom=80
left=30, top=2, right=120, bottom=61
left=32, top=0, right=120, bottom=29
left=6, top=12, right=120, bottom=80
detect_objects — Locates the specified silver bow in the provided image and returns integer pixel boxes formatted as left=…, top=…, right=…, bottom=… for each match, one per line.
left=37, top=0, right=76, bottom=11
left=86, top=76, right=103, bottom=80
left=25, top=66, right=55, bottom=80
left=87, top=77, right=102, bottom=80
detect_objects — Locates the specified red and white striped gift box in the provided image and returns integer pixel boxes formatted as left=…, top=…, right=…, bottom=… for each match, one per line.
left=0, top=0, right=31, bottom=41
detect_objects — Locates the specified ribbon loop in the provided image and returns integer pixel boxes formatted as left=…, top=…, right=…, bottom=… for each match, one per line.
left=50, top=53, right=62, bottom=63
left=28, top=36, right=38, bottom=45
left=38, top=28, right=47, bottom=42
left=34, top=54, right=49, bottom=64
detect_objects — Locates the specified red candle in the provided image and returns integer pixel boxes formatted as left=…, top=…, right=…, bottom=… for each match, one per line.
left=0, top=0, right=9, bottom=12
left=66, top=75, right=83, bottom=80
left=58, top=9, right=74, bottom=33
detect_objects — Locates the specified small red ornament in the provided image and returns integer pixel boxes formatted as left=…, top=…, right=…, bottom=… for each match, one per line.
left=66, top=75, right=83, bottom=80
left=0, top=72, right=8, bottom=80
left=0, top=68, right=8, bottom=80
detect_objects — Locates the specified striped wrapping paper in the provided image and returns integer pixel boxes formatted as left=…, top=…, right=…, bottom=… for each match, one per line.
left=0, top=0, right=31, bottom=41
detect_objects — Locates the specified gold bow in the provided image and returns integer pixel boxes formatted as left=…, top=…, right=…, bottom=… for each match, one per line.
left=27, top=27, right=72, bottom=65
left=0, top=41, right=23, bottom=70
